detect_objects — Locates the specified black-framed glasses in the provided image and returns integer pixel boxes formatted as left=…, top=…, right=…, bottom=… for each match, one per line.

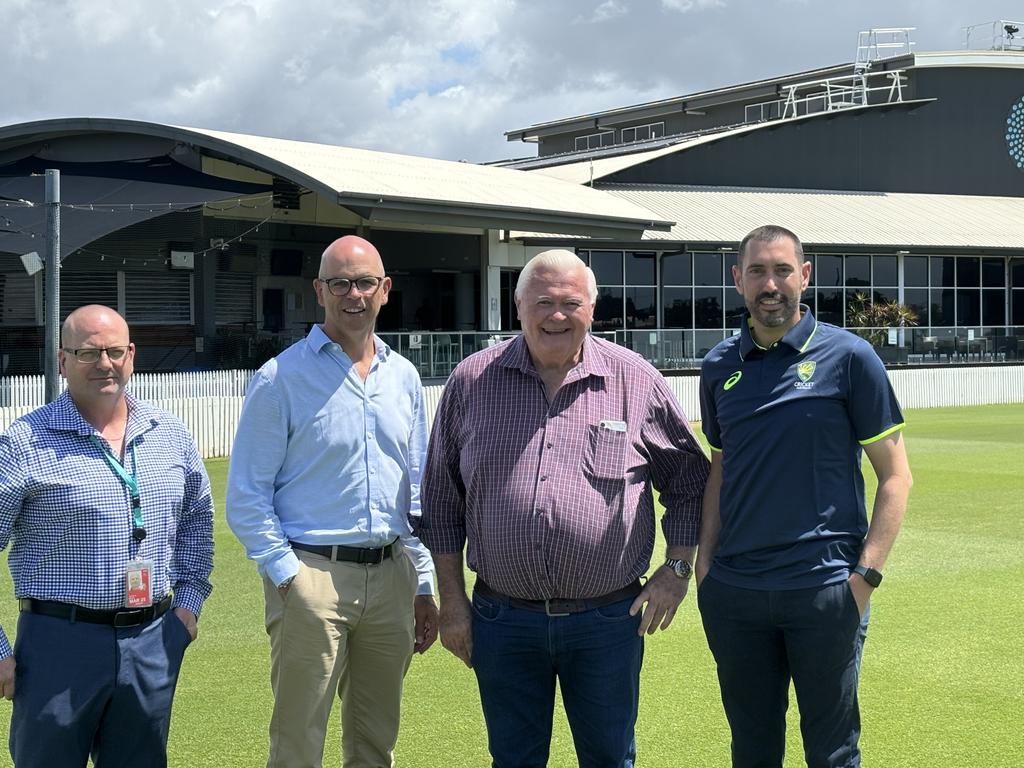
left=318, top=275, right=385, bottom=296
left=63, top=346, right=130, bottom=363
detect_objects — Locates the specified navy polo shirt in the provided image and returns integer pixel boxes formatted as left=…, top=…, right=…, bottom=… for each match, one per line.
left=699, top=307, right=905, bottom=590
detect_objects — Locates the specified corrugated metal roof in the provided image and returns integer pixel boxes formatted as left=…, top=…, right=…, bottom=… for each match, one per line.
left=0, top=119, right=672, bottom=237
left=514, top=185, right=1024, bottom=250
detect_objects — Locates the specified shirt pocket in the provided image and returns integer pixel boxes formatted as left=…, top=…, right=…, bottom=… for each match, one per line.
left=582, top=424, right=627, bottom=481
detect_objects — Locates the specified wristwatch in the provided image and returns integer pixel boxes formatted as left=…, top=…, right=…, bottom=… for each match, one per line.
left=278, top=575, right=295, bottom=590
left=852, top=565, right=883, bottom=588
left=664, top=558, right=693, bottom=580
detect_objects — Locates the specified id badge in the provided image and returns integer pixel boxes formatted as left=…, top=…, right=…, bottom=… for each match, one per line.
left=125, top=559, right=154, bottom=608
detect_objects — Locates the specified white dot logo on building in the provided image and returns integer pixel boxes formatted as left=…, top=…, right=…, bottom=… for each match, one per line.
left=1007, top=97, right=1024, bottom=169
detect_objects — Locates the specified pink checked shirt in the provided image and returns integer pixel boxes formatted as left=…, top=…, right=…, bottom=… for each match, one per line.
left=419, top=335, right=709, bottom=600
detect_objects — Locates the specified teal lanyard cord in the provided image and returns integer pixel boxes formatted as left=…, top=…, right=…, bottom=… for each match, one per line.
left=89, top=434, right=145, bottom=539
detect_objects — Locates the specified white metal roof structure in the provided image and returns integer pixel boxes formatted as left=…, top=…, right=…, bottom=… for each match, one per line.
left=515, top=184, right=1024, bottom=250
left=0, top=119, right=672, bottom=238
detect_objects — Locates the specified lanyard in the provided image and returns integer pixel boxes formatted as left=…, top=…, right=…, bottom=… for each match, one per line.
left=89, top=434, right=146, bottom=541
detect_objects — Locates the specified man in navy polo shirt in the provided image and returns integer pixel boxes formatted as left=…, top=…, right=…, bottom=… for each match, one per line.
left=697, top=225, right=913, bottom=768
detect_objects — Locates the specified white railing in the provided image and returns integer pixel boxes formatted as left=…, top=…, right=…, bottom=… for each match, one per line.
left=2, top=366, right=1022, bottom=458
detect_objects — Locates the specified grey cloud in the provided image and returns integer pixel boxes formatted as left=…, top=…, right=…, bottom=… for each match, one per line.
left=1, top=0, right=1019, bottom=162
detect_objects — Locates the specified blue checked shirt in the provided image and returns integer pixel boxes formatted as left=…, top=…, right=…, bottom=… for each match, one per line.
left=0, top=391, right=215, bottom=659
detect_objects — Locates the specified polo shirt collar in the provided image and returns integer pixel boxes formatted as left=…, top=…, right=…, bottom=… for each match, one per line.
left=499, top=333, right=609, bottom=380
left=738, top=304, right=817, bottom=360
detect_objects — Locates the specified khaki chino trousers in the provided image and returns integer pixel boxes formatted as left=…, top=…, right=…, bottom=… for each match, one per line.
left=263, top=545, right=417, bottom=768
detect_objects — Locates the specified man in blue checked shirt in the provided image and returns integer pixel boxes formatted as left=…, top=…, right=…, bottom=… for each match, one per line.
left=0, top=304, right=214, bottom=768
left=227, top=235, right=438, bottom=768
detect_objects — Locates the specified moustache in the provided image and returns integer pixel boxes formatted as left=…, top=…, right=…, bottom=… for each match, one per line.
left=756, top=292, right=791, bottom=304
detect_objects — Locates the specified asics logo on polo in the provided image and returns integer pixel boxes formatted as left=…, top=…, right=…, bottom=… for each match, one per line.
left=723, top=371, right=742, bottom=391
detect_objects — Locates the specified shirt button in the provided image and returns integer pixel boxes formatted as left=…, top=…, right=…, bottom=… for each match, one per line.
left=367, top=433, right=373, bottom=440
left=370, top=469, right=376, bottom=475
left=540, top=475, right=547, bottom=481
left=546, top=442, right=553, bottom=449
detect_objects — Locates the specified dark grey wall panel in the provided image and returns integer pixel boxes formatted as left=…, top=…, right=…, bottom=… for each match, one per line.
left=608, top=68, right=1024, bottom=196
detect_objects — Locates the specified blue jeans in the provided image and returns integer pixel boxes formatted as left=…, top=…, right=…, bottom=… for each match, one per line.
left=698, top=576, right=870, bottom=768
left=471, top=589, right=644, bottom=768
left=10, top=609, right=192, bottom=768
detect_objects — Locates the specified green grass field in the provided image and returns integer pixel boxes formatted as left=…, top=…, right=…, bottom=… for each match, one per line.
left=1, top=404, right=1022, bottom=767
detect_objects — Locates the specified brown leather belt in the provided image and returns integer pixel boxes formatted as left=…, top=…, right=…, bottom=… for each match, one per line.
left=474, top=578, right=642, bottom=617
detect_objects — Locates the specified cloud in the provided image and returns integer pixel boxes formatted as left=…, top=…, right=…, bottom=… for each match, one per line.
left=1, top=0, right=1017, bottom=163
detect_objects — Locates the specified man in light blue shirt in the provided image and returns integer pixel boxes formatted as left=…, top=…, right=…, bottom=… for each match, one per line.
left=227, top=235, right=438, bottom=768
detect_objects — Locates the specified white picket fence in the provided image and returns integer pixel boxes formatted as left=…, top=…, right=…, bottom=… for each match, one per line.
left=1, top=366, right=1022, bottom=458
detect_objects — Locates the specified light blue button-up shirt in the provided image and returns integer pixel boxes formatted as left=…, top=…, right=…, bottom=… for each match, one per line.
left=226, top=325, right=433, bottom=594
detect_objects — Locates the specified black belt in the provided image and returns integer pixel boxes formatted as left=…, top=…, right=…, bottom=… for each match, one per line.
left=474, top=579, right=643, bottom=617
left=19, top=594, right=173, bottom=628
left=290, top=540, right=394, bottom=565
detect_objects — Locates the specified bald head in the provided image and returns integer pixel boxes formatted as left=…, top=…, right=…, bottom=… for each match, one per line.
left=61, top=305, right=130, bottom=350
left=319, top=235, right=384, bottom=279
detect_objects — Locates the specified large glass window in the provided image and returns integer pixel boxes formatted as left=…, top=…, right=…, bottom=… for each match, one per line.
left=694, top=288, right=723, bottom=328
left=982, top=258, right=1005, bottom=287
left=904, top=256, right=928, bottom=287
left=694, top=252, right=723, bottom=286
left=661, top=252, right=691, bottom=284
left=816, top=255, right=843, bottom=286
left=957, top=257, right=981, bottom=288
left=982, top=290, right=1006, bottom=326
left=625, top=287, right=656, bottom=329
left=873, top=255, right=897, bottom=286
left=845, top=255, right=870, bottom=286
left=662, top=288, right=692, bottom=328
left=589, top=251, right=623, bottom=285
left=593, top=287, right=624, bottom=332
left=931, top=257, right=956, bottom=288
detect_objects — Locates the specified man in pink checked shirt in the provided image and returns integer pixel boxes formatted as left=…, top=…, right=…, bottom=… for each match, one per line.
left=419, top=249, right=710, bottom=768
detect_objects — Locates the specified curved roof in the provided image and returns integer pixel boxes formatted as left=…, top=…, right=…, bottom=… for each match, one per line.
left=0, top=118, right=672, bottom=237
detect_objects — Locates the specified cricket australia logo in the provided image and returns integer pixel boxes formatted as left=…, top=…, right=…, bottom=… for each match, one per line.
left=794, top=361, right=817, bottom=389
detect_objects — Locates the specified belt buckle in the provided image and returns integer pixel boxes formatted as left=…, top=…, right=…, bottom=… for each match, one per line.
left=544, top=599, right=571, bottom=617
left=113, top=609, right=145, bottom=628
left=360, top=546, right=386, bottom=565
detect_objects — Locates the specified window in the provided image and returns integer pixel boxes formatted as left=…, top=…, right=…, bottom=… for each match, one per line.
left=216, top=272, right=256, bottom=324
left=0, top=273, right=37, bottom=325
left=124, top=272, right=192, bottom=323
left=574, top=131, right=614, bottom=151
left=59, top=272, right=118, bottom=319
left=621, top=122, right=665, bottom=143
left=581, top=250, right=657, bottom=332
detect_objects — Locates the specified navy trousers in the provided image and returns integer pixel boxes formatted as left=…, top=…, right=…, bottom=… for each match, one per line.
left=471, top=591, right=644, bottom=768
left=9, top=609, right=192, bottom=768
left=698, top=576, right=869, bottom=768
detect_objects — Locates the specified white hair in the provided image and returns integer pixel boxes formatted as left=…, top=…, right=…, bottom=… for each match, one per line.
left=514, top=249, right=597, bottom=303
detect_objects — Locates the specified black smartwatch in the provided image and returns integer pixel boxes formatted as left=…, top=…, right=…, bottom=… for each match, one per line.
left=852, top=565, right=883, bottom=588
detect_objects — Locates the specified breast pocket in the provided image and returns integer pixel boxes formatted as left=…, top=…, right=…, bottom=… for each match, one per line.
left=582, top=424, right=627, bottom=481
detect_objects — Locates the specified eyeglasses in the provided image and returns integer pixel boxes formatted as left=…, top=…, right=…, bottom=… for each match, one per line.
left=63, top=346, right=130, bottom=363
left=318, top=276, right=385, bottom=296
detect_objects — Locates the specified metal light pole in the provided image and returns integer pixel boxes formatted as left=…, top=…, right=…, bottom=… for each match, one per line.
left=44, top=169, right=61, bottom=403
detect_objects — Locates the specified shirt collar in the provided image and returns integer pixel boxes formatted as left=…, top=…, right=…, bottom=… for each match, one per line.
left=499, top=333, right=609, bottom=380
left=44, top=389, right=157, bottom=441
left=738, top=304, right=817, bottom=360
left=307, top=324, right=390, bottom=362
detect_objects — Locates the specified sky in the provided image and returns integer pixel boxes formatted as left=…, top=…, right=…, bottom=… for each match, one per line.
left=3, top=0, right=1020, bottom=163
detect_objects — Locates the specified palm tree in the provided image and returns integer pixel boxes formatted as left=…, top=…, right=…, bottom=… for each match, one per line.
left=846, top=292, right=919, bottom=347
